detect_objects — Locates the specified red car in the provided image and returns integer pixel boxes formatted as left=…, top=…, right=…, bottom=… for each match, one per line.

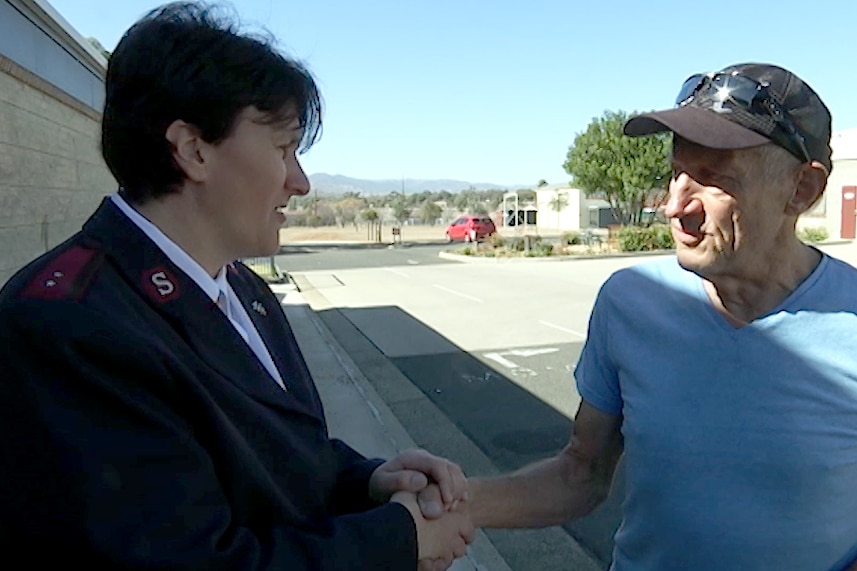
left=445, top=215, right=496, bottom=242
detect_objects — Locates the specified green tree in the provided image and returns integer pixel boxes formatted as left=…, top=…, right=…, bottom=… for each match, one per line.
left=453, top=190, right=472, bottom=212
left=472, top=203, right=489, bottom=216
left=334, top=197, right=366, bottom=228
left=420, top=201, right=443, bottom=225
left=482, top=189, right=505, bottom=212
left=563, top=110, right=670, bottom=226
left=316, top=203, right=337, bottom=226
left=392, top=202, right=411, bottom=224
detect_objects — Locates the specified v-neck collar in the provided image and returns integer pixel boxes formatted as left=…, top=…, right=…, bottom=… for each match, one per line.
left=696, top=251, right=829, bottom=333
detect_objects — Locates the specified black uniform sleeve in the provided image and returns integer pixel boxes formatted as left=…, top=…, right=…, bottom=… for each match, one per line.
left=329, top=438, right=386, bottom=515
left=0, top=301, right=417, bottom=570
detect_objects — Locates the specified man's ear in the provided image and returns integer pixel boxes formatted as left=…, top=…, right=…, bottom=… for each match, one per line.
left=165, top=120, right=208, bottom=183
left=785, top=161, right=827, bottom=216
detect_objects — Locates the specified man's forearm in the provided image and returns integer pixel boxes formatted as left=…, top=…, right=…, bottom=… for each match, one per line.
left=468, top=452, right=608, bottom=529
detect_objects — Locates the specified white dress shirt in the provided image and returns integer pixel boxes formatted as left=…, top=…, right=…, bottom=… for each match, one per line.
left=110, top=192, right=286, bottom=390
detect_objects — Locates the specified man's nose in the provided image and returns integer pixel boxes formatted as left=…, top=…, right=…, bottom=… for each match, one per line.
left=664, top=172, right=695, bottom=218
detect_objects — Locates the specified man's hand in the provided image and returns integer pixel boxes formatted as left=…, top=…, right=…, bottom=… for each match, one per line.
left=369, top=449, right=467, bottom=517
left=392, top=490, right=473, bottom=563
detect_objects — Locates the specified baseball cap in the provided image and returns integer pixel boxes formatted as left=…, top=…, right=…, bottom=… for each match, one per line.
left=623, top=63, right=832, bottom=172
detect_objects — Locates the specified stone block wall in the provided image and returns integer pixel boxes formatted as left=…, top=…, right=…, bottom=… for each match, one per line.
left=0, top=58, right=114, bottom=285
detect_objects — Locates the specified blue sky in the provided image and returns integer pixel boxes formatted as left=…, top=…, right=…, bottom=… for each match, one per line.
left=49, top=0, right=857, bottom=186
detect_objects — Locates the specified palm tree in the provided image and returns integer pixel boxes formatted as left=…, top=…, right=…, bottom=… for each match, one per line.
left=548, top=191, right=569, bottom=230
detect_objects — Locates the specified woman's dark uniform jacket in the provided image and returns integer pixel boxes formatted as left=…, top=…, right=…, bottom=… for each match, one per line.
left=0, top=199, right=418, bottom=568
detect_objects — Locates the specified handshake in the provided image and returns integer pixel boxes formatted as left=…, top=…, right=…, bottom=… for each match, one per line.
left=368, top=449, right=478, bottom=571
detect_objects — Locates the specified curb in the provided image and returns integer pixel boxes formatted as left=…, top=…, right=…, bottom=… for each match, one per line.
left=438, top=249, right=676, bottom=263
left=436, top=238, right=854, bottom=264
left=438, top=238, right=854, bottom=264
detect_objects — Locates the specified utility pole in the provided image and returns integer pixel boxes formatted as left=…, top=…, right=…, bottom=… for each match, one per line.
left=312, top=187, right=318, bottom=218
left=400, top=176, right=405, bottom=242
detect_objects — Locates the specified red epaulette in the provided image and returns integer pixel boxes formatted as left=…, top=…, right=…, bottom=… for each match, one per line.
left=19, top=245, right=103, bottom=301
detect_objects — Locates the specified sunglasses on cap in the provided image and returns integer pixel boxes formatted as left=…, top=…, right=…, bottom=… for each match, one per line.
left=675, top=71, right=812, bottom=165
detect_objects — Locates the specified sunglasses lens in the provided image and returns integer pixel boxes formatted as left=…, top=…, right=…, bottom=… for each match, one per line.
left=709, top=74, right=760, bottom=107
left=675, top=74, right=704, bottom=106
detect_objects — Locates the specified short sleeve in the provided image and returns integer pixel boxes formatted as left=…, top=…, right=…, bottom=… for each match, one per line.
left=574, top=280, right=623, bottom=416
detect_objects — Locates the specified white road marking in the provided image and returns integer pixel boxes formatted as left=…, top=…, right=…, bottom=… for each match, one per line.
left=539, top=320, right=587, bottom=338
left=503, top=348, right=560, bottom=357
left=483, top=348, right=558, bottom=378
left=432, top=285, right=484, bottom=303
left=484, top=353, right=519, bottom=368
left=407, top=259, right=419, bottom=265
left=383, top=268, right=410, bottom=278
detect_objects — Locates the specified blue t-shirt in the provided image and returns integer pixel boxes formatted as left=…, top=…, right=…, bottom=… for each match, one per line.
left=575, top=254, right=857, bottom=571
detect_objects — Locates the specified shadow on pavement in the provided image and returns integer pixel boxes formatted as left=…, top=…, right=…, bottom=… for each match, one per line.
left=316, top=304, right=623, bottom=570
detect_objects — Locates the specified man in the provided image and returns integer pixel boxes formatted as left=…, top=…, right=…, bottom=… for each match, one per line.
left=0, top=2, right=472, bottom=568
left=459, top=63, right=857, bottom=570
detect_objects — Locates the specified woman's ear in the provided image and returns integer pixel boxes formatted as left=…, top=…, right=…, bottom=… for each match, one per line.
left=165, top=119, right=208, bottom=183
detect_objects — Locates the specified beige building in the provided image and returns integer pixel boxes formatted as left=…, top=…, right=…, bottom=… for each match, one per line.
left=529, top=184, right=613, bottom=232
left=0, top=0, right=112, bottom=285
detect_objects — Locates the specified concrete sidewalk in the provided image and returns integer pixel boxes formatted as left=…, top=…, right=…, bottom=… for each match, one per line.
left=271, top=281, right=514, bottom=571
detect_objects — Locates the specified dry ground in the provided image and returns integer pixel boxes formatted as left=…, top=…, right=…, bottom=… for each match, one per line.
left=279, top=224, right=447, bottom=244
left=278, top=224, right=585, bottom=245
left=277, top=224, right=622, bottom=257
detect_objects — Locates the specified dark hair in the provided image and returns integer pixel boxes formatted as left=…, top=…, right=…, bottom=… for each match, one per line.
left=101, top=1, right=322, bottom=202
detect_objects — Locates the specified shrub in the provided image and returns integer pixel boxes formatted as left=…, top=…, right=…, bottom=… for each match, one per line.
left=486, top=234, right=506, bottom=248
left=560, top=231, right=581, bottom=245
left=617, top=224, right=675, bottom=252
left=797, top=226, right=829, bottom=243
left=528, top=240, right=555, bottom=257
left=506, top=237, right=526, bottom=252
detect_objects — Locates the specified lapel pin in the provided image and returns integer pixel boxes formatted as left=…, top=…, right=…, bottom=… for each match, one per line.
left=251, top=301, right=267, bottom=316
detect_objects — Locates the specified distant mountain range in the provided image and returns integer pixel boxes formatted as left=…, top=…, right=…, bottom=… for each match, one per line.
left=308, top=173, right=527, bottom=196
